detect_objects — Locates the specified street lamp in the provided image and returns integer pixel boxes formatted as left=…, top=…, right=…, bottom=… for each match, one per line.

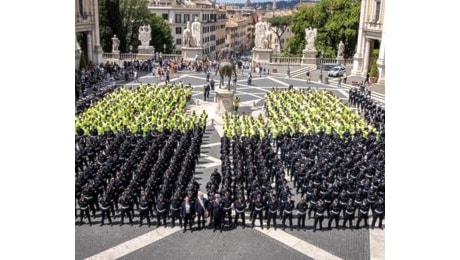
left=163, top=43, right=166, bottom=54
left=129, top=45, right=133, bottom=63
left=287, top=47, right=291, bottom=78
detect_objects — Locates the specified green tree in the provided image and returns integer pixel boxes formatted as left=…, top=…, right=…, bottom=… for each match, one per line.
left=287, top=0, right=360, bottom=58
left=99, top=0, right=123, bottom=53
left=98, top=0, right=174, bottom=53
left=268, top=15, right=292, bottom=52
left=149, top=15, right=174, bottom=54
left=119, top=0, right=152, bottom=52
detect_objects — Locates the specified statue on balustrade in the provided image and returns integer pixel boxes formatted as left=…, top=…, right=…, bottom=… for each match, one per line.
left=304, top=27, right=317, bottom=51
left=191, top=17, right=202, bottom=47
left=138, top=25, right=152, bottom=47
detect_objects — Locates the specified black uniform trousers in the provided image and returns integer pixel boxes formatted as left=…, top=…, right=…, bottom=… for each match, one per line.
left=282, top=212, right=293, bottom=229
left=100, top=208, right=112, bottom=225
left=80, top=207, right=92, bottom=224
left=267, top=211, right=278, bottom=229
left=313, top=214, right=324, bottom=231
left=252, top=210, right=264, bottom=228
left=372, top=212, right=384, bottom=229
left=156, top=210, right=167, bottom=227
left=183, top=213, right=193, bottom=231
left=234, top=210, right=246, bottom=227
left=328, top=213, right=340, bottom=229
left=120, top=207, right=133, bottom=225
left=139, top=209, right=151, bottom=226
left=170, top=209, right=182, bottom=228
left=297, top=212, right=306, bottom=229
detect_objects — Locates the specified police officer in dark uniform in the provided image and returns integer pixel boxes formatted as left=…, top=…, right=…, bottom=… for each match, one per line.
left=222, top=193, right=233, bottom=228
left=371, top=198, right=384, bottom=229
left=234, top=196, right=247, bottom=228
left=313, top=199, right=326, bottom=232
left=328, top=199, right=341, bottom=229
left=212, top=194, right=224, bottom=232
left=119, top=192, right=133, bottom=226
left=99, top=193, right=112, bottom=226
left=138, top=191, right=151, bottom=227
left=266, top=196, right=278, bottom=230
left=296, top=197, right=308, bottom=230
left=169, top=194, right=182, bottom=228
left=156, top=195, right=168, bottom=227
left=252, top=195, right=265, bottom=229
left=342, top=199, right=356, bottom=229
left=356, top=199, right=370, bottom=229
left=78, top=196, right=92, bottom=225
left=282, top=200, right=294, bottom=231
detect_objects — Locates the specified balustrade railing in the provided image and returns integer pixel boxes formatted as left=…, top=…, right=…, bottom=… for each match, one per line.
left=102, top=52, right=182, bottom=62
left=270, top=56, right=302, bottom=64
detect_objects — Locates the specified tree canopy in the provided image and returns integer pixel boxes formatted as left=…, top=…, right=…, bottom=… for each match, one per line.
left=98, top=0, right=174, bottom=53
left=287, top=0, right=360, bottom=58
left=268, top=15, right=292, bottom=52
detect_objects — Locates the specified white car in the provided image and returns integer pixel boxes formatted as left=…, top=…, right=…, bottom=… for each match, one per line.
left=328, top=66, right=346, bottom=77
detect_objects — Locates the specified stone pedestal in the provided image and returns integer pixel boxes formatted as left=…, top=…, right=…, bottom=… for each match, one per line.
left=94, top=45, right=103, bottom=65
left=336, top=56, right=345, bottom=66
left=252, top=48, right=273, bottom=64
left=75, top=49, right=81, bottom=69
left=138, top=46, right=155, bottom=55
left=215, top=88, right=235, bottom=114
left=182, top=47, right=203, bottom=62
left=111, top=51, right=120, bottom=60
left=302, top=49, right=317, bottom=66
left=376, top=58, right=385, bottom=84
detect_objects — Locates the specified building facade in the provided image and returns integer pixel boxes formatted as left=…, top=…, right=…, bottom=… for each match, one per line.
left=225, top=15, right=252, bottom=53
left=75, top=0, right=103, bottom=68
left=352, top=0, right=385, bottom=84
left=148, top=0, right=226, bottom=60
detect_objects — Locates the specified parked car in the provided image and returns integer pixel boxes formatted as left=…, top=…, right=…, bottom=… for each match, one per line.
left=328, top=65, right=346, bottom=77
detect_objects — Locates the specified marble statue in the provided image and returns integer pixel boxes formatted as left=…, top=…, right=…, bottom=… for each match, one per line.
left=304, top=27, right=317, bottom=51
left=264, top=23, right=273, bottom=49
left=338, top=40, right=345, bottom=57
left=111, top=35, right=120, bottom=52
left=138, top=24, right=151, bottom=47
left=254, top=16, right=267, bottom=49
left=191, top=17, right=201, bottom=47
left=183, top=21, right=193, bottom=47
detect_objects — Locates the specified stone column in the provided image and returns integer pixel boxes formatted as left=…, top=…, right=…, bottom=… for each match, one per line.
left=362, top=39, right=371, bottom=76
left=75, top=36, right=82, bottom=69
left=351, top=0, right=368, bottom=76
left=92, top=0, right=103, bottom=65
left=87, top=32, right=93, bottom=64
left=376, top=21, right=385, bottom=84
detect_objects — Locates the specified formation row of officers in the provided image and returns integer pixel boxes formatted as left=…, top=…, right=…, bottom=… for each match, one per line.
left=78, top=186, right=384, bottom=232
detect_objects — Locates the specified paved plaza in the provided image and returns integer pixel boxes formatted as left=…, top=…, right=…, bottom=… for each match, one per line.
left=76, top=68, right=385, bottom=260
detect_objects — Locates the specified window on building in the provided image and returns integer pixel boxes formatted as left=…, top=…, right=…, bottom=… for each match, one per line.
left=202, top=14, right=206, bottom=21
left=176, top=27, right=182, bottom=35
left=184, top=14, right=190, bottom=23
left=374, top=0, right=381, bottom=21
left=162, top=14, right=169, bottom=20
left=176, top=39, right=182, bottom=45
left=175, top=14, right=181, bottom=24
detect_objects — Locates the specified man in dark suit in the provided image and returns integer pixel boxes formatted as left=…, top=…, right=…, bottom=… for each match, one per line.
left=181, top=196, right=195, bottom=232
left=212, top=194, right=224, bottom=232
left=195, top=191, right=208, bottom=230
